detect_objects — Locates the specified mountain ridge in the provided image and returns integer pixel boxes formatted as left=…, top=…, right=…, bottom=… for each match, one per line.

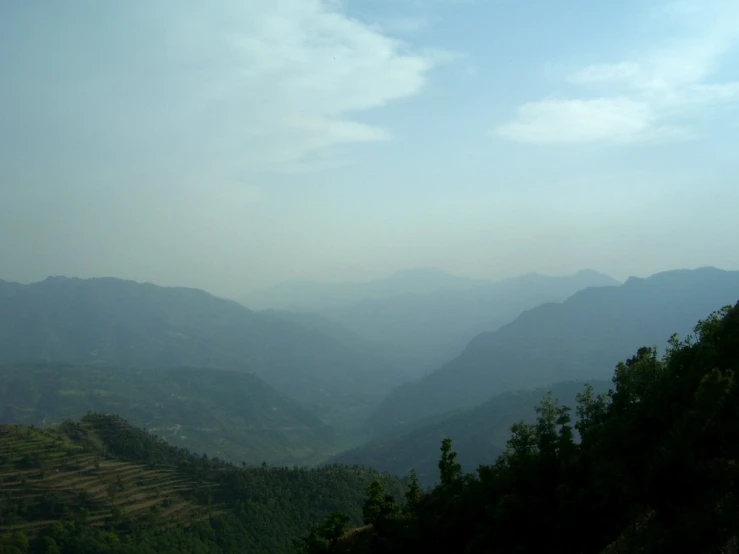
left=251, top=268, right=620, bottom=375
left=367, top=266, right=739, bottom=432
left=0, top=276, right=404, bottom=429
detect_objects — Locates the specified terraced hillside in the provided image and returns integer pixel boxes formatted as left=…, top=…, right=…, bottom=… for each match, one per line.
left=0, top=414, right=408, bottom=553
left=0, top=416, right=214, bottom=537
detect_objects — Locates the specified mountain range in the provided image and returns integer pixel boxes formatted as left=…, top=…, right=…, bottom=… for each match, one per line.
left=367, top=267, right=739, bottom=432
left=0, top=276, right=405, bottom=430
left=240, top=267, right=491, bottom=311
left=246, top=268, right=620, bottom=375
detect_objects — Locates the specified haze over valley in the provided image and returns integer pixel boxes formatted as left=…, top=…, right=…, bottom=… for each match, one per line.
left=2, top=0, right=739, bottom=552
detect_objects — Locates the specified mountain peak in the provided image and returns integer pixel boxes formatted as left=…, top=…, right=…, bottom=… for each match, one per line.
left=388, top=267, right=453, bottom=279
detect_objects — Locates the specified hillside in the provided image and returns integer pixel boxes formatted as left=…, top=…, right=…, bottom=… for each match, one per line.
left=0, top=417, right=211, bottom=538
left=0, top=413, right=408, bottom=553
left=247, top=268, right=620, bottom=376
left=369, top=267, right=739, bottom=432
left=330, top=380, right=610, bottom=486
left=318, top=269, right=620, bottom=374
left=260, top=310, right=422, bottom=375
left=0, top=363, right=337, bottom=466
left=299, top=301, right=739, bottom=554
left=0, top=276, right=403, bottom=428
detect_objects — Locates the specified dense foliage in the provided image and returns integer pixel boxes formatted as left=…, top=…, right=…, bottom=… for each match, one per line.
left=300, top=302, right=739, bottom=553
left=0, top=363, right=336, bottom=466
left=0, top=414, right=406, bottom=554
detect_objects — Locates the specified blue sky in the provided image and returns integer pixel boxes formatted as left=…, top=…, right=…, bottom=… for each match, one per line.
left=1, top=0, right=738, bottom=297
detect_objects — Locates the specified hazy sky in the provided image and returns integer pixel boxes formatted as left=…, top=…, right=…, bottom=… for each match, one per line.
left=2, top=0, right=738, bottom=298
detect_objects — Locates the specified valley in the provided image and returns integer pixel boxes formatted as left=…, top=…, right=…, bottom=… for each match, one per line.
left=1, top=268, right=737, bottom=553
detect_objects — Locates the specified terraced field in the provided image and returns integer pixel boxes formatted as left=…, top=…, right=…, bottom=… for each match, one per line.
left=0, top=417, right=216, bottom=536
left=0, top=413, right=409, bottom=553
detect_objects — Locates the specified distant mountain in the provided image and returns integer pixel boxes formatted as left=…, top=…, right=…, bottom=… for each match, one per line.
left=248, top=269, right=620, bottom=375
left=0, top=276, right=403, bottom=429
left=241, top=267, right=489, bottom=311
left=261, top=309, right=421, bottom=373
left=368, top=267, right=739, bottom=432
left=317, top=269, right=620, bottom=374
left=331, top=380, right=611, bottom=486
left=0, top=363, right=337, bottom=466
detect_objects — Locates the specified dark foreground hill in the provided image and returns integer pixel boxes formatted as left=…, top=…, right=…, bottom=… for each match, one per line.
left=298, top=301, right=739, bottom=554
left=0, top=276, right=404, bottom=428
left=0, top=413, right=407, bottom=554
left=331, top=380, right=610, bottom=486
left=0, top=363, right=337, bottom=466
left=369, top=267, right=739, bottom=432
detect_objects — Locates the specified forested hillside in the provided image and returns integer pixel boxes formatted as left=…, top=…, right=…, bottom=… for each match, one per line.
left=370, top=267, right=739, bottom=431
left=0, top=364, right=337, bottom=466
left=0, top=413, right=407, bottom=553
left=0, top=277, right=403, bottom=429
left=331, top=380, right=610, bottom=486
left=299, top=301, right=739, bottom=554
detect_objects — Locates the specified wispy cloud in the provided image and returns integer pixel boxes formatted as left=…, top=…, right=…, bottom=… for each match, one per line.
left=192, top=0, right=439, bottom=172
left=495, top=98, right=690, bottom=144
left=7, top=1, right=443, bottom=177
left=494, top=0, right=739, bottom=144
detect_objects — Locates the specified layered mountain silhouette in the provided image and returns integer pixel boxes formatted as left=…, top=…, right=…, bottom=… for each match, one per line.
left=368, top=267, right=739, bottom=432
left=246, top=268, right=620, bottom=375
left=0, top=276, right=405, bottom=427
left=241, top=267, right=490, bottom=311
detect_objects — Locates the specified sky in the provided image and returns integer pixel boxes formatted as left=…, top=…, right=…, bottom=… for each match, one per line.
left=1, top=0, right=738, bottom=298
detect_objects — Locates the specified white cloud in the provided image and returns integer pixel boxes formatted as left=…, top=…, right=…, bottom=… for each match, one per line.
left=494, top=98, right=655, bottom=143
left=203, top=0, right=437, bottom=171
left=495, top=0, right=739, bottom=144
left=27, top=1, right=441, bottom=176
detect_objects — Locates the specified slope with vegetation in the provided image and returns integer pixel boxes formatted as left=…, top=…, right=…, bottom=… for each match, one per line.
left=370, top=267, right=739, bottom=432
left=331, top=379, right=610, bottom=486
left=0, top=364, right=336, bottom=466
left=299, top=301, right=739, bottom=553
left=0, top=276, right=403, bottom=429
left=0, top=413, right=407, bottom=553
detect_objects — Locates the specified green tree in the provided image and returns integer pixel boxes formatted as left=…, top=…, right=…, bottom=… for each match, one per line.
left=362, top=480, right=397, bottom=525
left=320, top=511, right=350, bottom=546
left=438, top=438, right=462, bottom=485
left=0, top=531, right=30, bottom=553
left=404, top=469, right=422, bottom=512
left=575, top=383, right=608, bottom=438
